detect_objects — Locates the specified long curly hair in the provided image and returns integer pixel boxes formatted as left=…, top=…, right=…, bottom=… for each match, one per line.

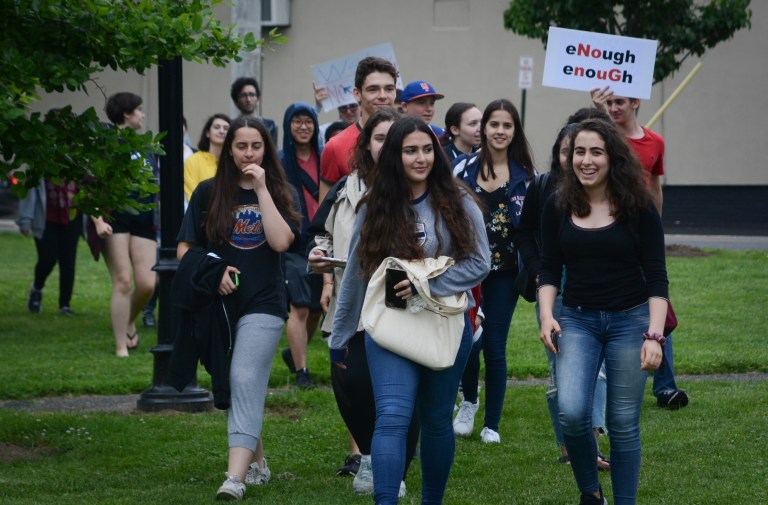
left=557, top=118, right=650, bottom=220
left=357, top=116, right=479, bottom=277
left=477, top=98, right=534, bottom=181
left=350, top=108, right=400, bottom=185
left=205, top=116, right=300, bottom=245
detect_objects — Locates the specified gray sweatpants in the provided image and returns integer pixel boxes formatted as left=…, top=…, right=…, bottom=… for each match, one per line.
left=228, top=312, right=283, bottom=451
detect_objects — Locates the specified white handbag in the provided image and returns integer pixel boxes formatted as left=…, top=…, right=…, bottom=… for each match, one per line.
left=361, top=256, right=468, bottom=370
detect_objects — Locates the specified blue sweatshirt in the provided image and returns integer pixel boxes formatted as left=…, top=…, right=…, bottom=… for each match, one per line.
left=329, top=189, right=490, bottom=362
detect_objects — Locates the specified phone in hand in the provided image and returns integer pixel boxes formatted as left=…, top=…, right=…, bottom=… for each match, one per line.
left=320, top=256, right=347, bottom=268
left=551, top=330, right=559, bottom=352
left=229, top=271, right=239, bottom=287
left=385, top=268, right=408, bottom=309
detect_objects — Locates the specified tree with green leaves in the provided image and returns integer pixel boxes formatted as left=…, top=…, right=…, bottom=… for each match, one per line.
left=504, top=0, right=752, bottom=84
left=0, top=0, right=284, bottom=216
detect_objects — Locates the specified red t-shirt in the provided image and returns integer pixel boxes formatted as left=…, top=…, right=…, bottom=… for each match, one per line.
left=320, top=122, right=362, bottom=184
left=45, top=180, right=77, bottom=224
left=627, top=127, right=665, bottom=186
left=297, top=150, right=320, bottom=222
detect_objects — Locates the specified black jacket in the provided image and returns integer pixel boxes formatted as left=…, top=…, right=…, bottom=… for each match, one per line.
left=167, top=248, right=237, bottom=410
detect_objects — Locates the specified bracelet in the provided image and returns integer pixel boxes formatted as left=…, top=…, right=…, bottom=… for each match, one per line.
left=643, top=332, right=667, bottom=345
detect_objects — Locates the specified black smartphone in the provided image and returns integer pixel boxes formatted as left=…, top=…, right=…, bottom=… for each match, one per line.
left=385, top=268, right=408, bottom=309
left=229, top=271, right=239, bottom=287
left=551, top=330, right=559, bottom=352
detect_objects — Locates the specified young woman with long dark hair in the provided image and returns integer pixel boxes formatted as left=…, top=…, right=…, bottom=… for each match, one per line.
left=441, top=102, right=481, bottom=163
left=452, top=98, right=534, bottom=443
left=538, top=118, right=668, bottom=505
left=329, top=116, right=489, bottom=504
left=177, top=116, right=300, bottom=501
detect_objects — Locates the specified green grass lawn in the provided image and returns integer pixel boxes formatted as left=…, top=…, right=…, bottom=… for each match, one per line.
left=1, top=232, right=767, bottom=504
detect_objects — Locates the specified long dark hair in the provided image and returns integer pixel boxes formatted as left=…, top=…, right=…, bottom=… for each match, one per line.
left=197, top=113, right=231, bottom=152
left=440, top=102, right=476, bottom=146
left=357, top=116, right=478, bottom=277
left=557, top=118, right=650, bottom=220
left=477, top=99, right=534, bottom=181
left=205, top=116, right=300, bottom=244
left=351, top=108, right=400, bottom=185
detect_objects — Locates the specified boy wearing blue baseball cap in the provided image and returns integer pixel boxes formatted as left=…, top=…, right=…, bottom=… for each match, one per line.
left=401, top=80, right=445, bottom=137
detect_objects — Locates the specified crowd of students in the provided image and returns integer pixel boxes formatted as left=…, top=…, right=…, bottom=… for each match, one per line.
left=17, top=54, right=689, bottom=505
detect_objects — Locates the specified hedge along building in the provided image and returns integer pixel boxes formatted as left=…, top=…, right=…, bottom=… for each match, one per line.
left=33, top=0, right=767, bottom=234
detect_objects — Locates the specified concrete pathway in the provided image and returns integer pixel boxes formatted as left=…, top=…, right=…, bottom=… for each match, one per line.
left=1, top=373, right=765, bottom=414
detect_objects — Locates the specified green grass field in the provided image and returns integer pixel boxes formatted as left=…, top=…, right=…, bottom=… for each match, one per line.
left=1, top=232, right=767, bottom=504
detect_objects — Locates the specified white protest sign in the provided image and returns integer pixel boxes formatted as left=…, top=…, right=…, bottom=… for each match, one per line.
left=311, top=42, right=403, bottom=112
left=542, top=27, right=658, bottom=99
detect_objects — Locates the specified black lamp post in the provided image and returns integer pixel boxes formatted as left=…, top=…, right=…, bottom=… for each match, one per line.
left=137, top=57, right=212, bottom=412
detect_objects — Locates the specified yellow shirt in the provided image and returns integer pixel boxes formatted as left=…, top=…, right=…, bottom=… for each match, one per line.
left=184, top=151, right=217, bottom=201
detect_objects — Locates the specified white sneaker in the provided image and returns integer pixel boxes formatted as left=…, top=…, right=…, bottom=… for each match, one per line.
left=480, top=427, right=501, bottom=444
left=352, top=454, right=373, bottom=495
left=245, top=458, right=271, bottom=485
left=453, top=400, right=479, bottom=437
left=399, top=480, right=407, bottom=498
left=216, top=474, right=245, bottom=501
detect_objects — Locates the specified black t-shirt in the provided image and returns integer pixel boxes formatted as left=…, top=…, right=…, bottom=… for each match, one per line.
left=177, top=179, right=300, bottom=320
left=539, top=198, right=668, bottom=311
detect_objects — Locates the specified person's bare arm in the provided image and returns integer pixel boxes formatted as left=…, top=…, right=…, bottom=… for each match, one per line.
left=650, top=175, right=663, bottom=215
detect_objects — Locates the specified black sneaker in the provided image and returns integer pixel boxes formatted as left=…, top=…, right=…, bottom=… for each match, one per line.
left=295, top=369, right=316, bottom=390
left=27, top=288, right=42, bottom=313
left=336, top=454, right=362, bottom=476
left=281, top=348, right=297, bottom=373
left=579, top=487, right=607, bottom=505
left=657, top=390, right=689, bottom=410
left=142, top=308, right=156, bottom=327
left=59, top=306, right=75, bottom=316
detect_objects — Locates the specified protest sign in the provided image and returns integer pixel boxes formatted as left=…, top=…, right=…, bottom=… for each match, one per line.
left=311, top=42, right=403, bottom=112
left=542, top=27, right=658, bottom=99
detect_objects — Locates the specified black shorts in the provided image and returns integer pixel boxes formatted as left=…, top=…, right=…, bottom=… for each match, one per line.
left=283, top=252, right=323, bottom=312
left=110, top=214, right=156, bottom=241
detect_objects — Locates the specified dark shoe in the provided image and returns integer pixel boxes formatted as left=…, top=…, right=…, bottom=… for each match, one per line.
left=336, top=454, right=361, bottom=476
left=126, top=331, right=139, bottom=351
left=281, top=348, right=297, bottom=373
left=558, top=454, right=570, bottom=464
left=142, top=308, right=156, bottom=327
left=657, top=390, right=689, bottom=410
left=295, top=368, right=316, bottom=390
left=579, top=487, right=607, bottom=505
left=27, top=288, right=42, bottom=313
left=59, top=306, right=75, bottom=316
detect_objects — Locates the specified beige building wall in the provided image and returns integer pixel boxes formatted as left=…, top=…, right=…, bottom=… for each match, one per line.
left=33, top=0, right=766, bottom=185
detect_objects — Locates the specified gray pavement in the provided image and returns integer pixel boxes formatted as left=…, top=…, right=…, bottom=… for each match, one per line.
left=1, top=373, right=766, bottom=414
left=2, top=218, right=768, bottom=250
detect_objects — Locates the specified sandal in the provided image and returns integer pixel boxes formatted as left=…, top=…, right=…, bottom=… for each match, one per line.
left=597, top=451, right=611, bottom=472
left=126, top=331, right=139, bottom=350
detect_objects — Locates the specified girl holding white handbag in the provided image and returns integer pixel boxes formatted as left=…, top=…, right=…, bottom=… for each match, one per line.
left=330, top=116, right=490, bottom=504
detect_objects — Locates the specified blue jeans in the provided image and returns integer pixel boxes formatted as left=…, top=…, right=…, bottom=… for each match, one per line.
left=366, top=313, right=472, bottom=505
left=652, top=332, right=679, bottom=395
left=537, top=297, right=607, bottom=447
left=460, top=269, right=518, bottom=431
left=557, top=303, right=650, bottom=505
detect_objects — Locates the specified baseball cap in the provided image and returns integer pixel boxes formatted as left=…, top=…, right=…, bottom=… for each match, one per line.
left=401, top=81, right=444, bottom=104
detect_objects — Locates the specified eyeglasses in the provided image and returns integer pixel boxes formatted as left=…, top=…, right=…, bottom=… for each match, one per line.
left=291, top=118, right=314, bottom=128
left=338, top=104, right=358, bottom=112
left=239, top=92, right=258, bottom=99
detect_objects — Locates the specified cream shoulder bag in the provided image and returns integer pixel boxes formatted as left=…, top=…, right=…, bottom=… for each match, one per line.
left=361, top=256, right=467, bottom=370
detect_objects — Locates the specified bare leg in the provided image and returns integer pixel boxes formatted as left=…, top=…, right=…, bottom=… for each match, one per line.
left=251, top=438, right=266, bottom=468
left=348, top=431, right=361, bottom=456
left=103, top=233, right=133, bottom=357
left=285, top=305, right=310, bottom=370
left=306, top=311, right=322, bottom=341
left=127, top=235, right=157, bottom=338
left=227, top=447, right=254, bottom=481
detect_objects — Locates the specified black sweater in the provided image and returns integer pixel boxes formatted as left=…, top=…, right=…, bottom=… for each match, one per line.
left=539, top=197, right=668, bottom=311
